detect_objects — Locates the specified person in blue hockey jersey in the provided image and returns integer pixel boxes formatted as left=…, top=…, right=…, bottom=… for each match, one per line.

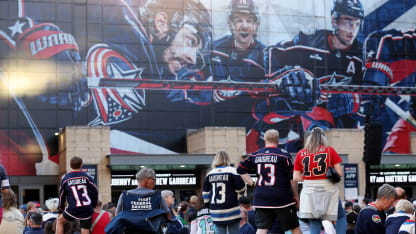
left=203, top=151, right=246, bottom=234
left=362, top=28, right=416, bottom=154
left=355, top=184, right=397, bottom=234
left=237, top=129, right=301, bottom=234
left=57, top=156, right=98, bottom=234
left=253, top=0, right=364, bottom=153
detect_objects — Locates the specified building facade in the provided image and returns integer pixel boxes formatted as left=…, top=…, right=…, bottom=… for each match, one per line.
left=1, top=0, right=416, bottom=204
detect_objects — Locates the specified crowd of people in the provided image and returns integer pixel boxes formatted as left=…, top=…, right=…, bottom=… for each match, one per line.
left=0, top=129, right=415, bottom=234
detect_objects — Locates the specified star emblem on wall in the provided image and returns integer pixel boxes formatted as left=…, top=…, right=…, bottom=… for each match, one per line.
left=8, top=20, right=25, bottom=37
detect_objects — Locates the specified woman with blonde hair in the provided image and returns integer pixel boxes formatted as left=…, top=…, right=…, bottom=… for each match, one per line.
left=202, top=151, right=246, bottom=234
left=293, top=127, right=346, bottom=234
left=0, top=189, right=24, bottom=233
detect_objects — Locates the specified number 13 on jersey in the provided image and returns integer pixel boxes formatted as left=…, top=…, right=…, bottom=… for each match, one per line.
left=257, top=163, right=276, bottom=186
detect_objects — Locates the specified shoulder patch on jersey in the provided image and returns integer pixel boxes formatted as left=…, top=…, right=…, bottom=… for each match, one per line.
left=372, top=214, right=381, bottom=223
left=365, top=61, right=393, bottom=81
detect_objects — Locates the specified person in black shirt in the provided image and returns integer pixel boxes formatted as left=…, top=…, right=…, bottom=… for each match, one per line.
left=56, top=156, right=98, bottom=234
left=237, top=129, right=300, bottom=234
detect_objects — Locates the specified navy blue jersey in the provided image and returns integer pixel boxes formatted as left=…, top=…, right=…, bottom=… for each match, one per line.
left=211, top=35, right=265, bottom=82
left=58, top=170, right=98, bottom=219
left=237, top=147, right=295, bottom=208
left=202, top=166, right=246, bottom=224
left=355, top=203, right=386, bottom=234
left=264, top=29, right=362, bottom=130
left=0, top=164, right=10, bottom=208
left=268, top=30, right=362, bottom=85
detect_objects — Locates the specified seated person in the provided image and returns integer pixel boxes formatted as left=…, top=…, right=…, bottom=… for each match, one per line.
left=106, top=168, right=170, bottom=234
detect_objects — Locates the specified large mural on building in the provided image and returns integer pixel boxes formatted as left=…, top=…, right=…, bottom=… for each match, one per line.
left=0, top=0, right=416, bottom=175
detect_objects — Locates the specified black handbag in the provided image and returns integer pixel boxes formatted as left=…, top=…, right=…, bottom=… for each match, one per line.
left=326, top=166, right=341, bottom=183
left=326, top=149, right=341, bottom=183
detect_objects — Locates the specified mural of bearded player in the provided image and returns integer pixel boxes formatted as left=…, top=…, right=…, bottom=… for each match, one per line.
left=0, top=0, right=212, bottom=175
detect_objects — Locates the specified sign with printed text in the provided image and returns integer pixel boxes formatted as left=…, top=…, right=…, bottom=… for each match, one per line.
left=81, top=164, right=98, bottom=186
left=369, top=170, right=416, bottom=184
left=344, top=164, right=358, bottom=200
left=111, top=173, right=198, bottom=187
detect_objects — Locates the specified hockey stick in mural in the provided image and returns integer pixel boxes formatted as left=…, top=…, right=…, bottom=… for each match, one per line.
left=88, top=77, right=416, bottom=96
left=385, top=98, right=416, bottom=128
left=0, top=69, right=58, bottom=175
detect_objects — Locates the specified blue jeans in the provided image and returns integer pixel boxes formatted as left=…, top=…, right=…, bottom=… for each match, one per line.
left=309, top=199, right=346, bottom=234
left=215, top=221, right=240, bottom=234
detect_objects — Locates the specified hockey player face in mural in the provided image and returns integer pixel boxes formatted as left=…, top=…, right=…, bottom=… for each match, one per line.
left=332, top=15, right=361, bottom=48
left=229, top=12, right=258, bottom=51
left=143, top=0, right=211, bottom=76
left=163, top=24, right=203, bottom=74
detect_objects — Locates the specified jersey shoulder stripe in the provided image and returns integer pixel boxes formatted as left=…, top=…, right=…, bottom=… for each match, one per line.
left=207, top=166, right=238, bottom=176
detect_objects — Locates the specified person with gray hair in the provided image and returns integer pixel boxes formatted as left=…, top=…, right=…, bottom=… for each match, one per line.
left=116, top=167, right=168, bottom=215
left=355, top=183, right=397, bottom=234
left=43, top=198, right=59, bottom=223
left=385, top=199, right=414, bottom=234
left=161, top=190, right=176, bottom=217
left=162, top=190, right=189, bottom=234
left=108, top=167, right=170, bottom=234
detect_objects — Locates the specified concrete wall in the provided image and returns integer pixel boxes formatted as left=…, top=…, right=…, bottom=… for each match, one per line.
left=325, top=129, right=365, bottom=200
left=411, top=132, right=416, bottom=154
left=59, top=126, right=112, bottom=204
left=187, top=127, right=247, bottom=167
